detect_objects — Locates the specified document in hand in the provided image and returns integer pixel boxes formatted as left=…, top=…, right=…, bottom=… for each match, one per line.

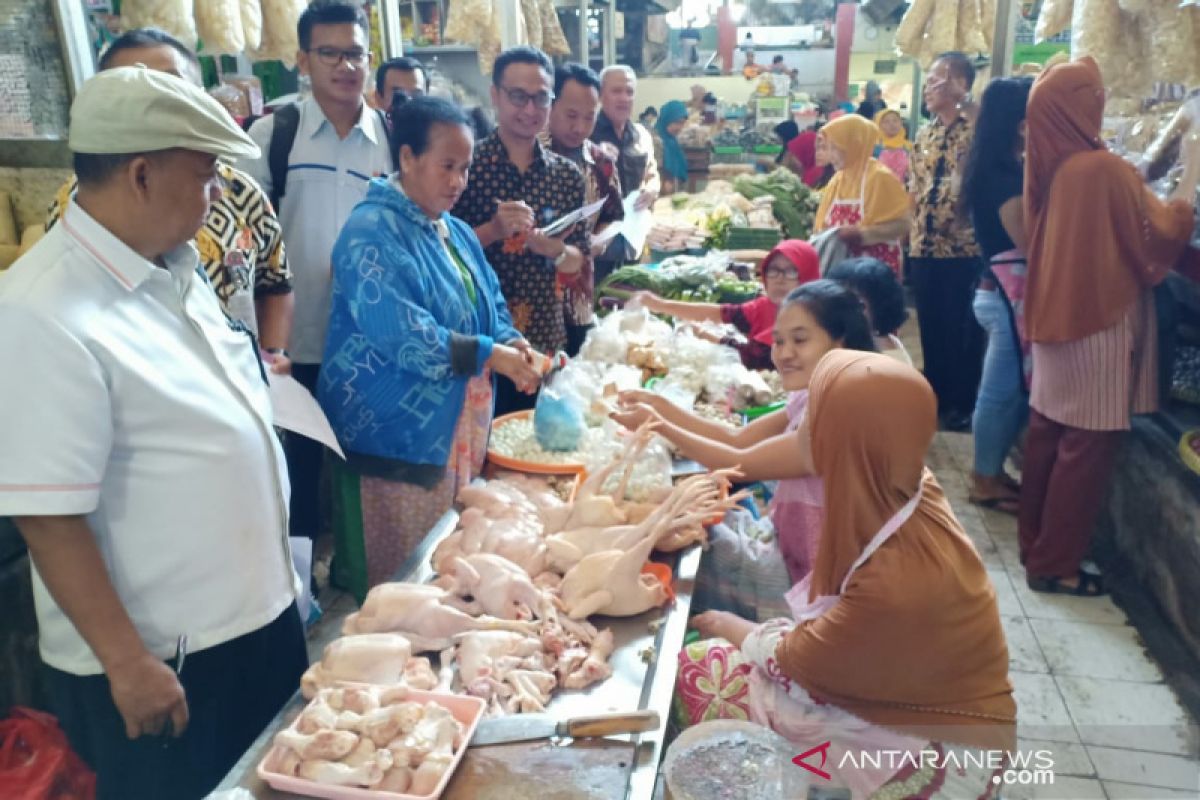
left=540, top=196, right=609, bottom=237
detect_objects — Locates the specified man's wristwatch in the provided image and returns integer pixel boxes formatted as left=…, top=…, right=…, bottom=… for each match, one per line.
left=264, top=347, right=289, bottom=359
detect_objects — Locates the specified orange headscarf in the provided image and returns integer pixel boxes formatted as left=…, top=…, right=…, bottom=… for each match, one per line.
left=814, top=114, right=910, bottom=233
left=776, top=351, right=1016, bottom=748
left=1025, top=57, right=1193, bottom=343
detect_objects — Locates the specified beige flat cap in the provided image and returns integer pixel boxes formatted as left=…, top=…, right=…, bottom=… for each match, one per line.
left=69, top=65, right=260, bottom=161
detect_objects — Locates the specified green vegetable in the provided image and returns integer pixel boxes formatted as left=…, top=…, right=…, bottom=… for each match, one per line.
left=732, top=169, right=821, bottom=240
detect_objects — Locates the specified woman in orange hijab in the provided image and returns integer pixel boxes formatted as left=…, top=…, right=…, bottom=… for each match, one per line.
left=680, top=350, right=1016, bottom=798
left=1019, top=58, right=1198, bottom=596
left=812, top=114, right=912, bottom=276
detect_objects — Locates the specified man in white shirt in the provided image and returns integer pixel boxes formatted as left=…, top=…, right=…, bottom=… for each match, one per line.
left=0, top=67, right=304, bottom=800
left=240, top=0, right=393, bottom=543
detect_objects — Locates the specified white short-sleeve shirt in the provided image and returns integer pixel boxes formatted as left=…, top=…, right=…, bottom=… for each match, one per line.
left=0, top=200, right=300, bottom=676
left=240, top=98, right=393, bottom=364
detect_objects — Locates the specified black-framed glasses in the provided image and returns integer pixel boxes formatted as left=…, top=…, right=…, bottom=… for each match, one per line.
left=500, top=86, right=554, bottom=109
left=765, top=266, right=800, bottom=279
left=309, top=47, right=370, bottom=67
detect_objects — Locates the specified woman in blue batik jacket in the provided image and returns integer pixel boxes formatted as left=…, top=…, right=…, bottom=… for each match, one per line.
left=319, top=96, right=544, bottom=601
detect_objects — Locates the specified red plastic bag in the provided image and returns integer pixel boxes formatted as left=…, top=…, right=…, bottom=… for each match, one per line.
left=0, top=707, right=95, bottom=800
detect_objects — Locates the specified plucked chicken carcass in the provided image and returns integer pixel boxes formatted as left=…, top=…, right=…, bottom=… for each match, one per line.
left=343, top=582, right=537, bottom=651
left=558, top=525, right=671, bottom=619
left=301, top=633, right=439, bottom=698
left=432, top=507, right=549, bottom=578
left=436, top=553, right=553, bottom=620
left=546, top=471, right=740, bottom=572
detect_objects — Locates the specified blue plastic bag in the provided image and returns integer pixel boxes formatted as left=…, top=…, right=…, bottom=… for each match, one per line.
left=534, top=376, right=586, bottom=452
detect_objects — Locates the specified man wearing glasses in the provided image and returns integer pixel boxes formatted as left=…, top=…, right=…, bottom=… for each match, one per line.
left=240, top=0, right=392, bottom=546
left=452, top=46, right=588, bottom=415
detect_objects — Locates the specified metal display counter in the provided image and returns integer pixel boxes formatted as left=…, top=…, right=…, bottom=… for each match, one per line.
left=217, top=507, right=702, bottom=799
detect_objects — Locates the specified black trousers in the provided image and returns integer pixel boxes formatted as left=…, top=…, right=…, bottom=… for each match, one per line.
left=46, top=604, right=308, bottom=800
left=287, top=363, right=323, bottom=539
left=909, top=256, right=985, bottom=418
left=493, top=374, right=538, bottom=418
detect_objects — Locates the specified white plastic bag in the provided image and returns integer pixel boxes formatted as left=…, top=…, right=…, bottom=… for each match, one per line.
left=122, top=0, right=198, bottom=48
left=534, top=372, right=587, bottom=452
left=197, top=0, right=245, bottom=55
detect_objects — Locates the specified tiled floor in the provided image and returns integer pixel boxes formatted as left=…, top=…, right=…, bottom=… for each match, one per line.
left=899, top=310, right=1199, bottom=799
left=926, top=431, right=1200, bottom=799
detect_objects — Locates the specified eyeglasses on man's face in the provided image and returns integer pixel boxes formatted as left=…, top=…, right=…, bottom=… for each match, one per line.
left=309, top=47, right=370, bottom=67
left=500, top=86, right=554, bottom=109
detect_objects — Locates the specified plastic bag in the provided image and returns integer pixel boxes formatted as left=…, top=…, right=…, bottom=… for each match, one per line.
left=0, top=708, right=95, bottom=800
left=197, top=0, right=245, bottom=55
left=534, top=373, right=586, bottom=452
left=252, top=0, right=306, bottom=66
left=1034, top=0, right=1074, bottom=43
left=240, top=0, right=264, bottom=52
left=122, top=0, right=198, bottom=48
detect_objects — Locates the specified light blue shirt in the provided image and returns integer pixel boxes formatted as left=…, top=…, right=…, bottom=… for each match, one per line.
left=240, top=98, right=392, bottom=363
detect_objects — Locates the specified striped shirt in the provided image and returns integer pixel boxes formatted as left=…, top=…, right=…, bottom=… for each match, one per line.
left=1030, top=290, right=1158, bottom=431
left=240, top=98, right=392, bottom=363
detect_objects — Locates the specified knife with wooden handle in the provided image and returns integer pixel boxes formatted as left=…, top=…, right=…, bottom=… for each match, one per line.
left=469, top=710, right=661, bottom=748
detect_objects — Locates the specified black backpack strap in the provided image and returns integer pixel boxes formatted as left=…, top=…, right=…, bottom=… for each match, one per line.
left=374, top=106, right=397, bottom=172
left=268, top=103, right=301, bottom=211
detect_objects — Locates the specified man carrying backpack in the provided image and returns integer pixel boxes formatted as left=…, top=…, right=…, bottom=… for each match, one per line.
left=240, top=0, right=392, bottom=545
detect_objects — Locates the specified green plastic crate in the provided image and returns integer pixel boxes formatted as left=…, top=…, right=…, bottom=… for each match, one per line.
left=725, top=227, right=782, bottom=250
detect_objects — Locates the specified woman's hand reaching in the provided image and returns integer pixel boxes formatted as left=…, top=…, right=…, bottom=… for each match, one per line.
left=489, top=344, right=543, bottom=394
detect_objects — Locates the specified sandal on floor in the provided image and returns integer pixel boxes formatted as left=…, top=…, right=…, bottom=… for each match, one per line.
left=1026, top=571, right=1107, bottom=597
left=968, top=494, right=1019, bottom=515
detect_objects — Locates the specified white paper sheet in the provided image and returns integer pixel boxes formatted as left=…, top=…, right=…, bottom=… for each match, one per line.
left=591, top=221, right=624, bottom=249
left=541, top=196, right=609, bottom=237
left=620, top=190, right=655, bottom=256
left=267, top=373, right=345, bottom=458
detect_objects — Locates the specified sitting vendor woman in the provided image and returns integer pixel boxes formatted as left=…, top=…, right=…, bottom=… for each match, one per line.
left=615, top=280, right=875, bottom=585
left=632, top=240, right=820, bottom=370
left=677, top=351, right=1017, bottom=799
left=319, top=97, right=543, bottom=601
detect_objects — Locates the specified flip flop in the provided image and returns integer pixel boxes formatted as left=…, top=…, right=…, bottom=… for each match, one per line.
left=969, top=494, right=1019, bottom=515
left=1027, top=571, right=1106, bottom=597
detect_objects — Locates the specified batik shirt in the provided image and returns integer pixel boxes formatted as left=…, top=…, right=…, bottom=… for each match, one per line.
left=451, top=133, right=588, bottom=353
left=907, top=111, right=981, bottom=259
left=544, top=135, right=625, bottom=326
left=46, top=163, right=292, bottom=333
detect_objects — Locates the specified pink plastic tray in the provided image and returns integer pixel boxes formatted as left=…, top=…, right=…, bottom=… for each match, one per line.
left=256, top=689, right=486, bottom=800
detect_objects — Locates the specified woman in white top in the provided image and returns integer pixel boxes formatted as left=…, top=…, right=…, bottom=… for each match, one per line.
left=826, top=256, right=913, bottom=366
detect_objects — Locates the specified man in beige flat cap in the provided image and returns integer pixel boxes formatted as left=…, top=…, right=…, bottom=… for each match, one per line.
left=0, top=65, right=306, bottom=800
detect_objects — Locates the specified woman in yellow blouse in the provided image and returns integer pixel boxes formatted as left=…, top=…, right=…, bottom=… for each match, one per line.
left=813, top=114, right=912, bottom=276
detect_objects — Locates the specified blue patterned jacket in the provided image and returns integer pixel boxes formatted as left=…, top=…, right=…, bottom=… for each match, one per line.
left=319, top=178, right=520, bottom=481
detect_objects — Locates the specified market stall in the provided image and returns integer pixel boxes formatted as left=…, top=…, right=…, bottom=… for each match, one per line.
left=216, top=508, right=704, bottom=799
left=210, top=285, right=795, bottom=798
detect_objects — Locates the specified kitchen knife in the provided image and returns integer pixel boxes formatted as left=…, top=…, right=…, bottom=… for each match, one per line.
left=469, top=710, right=660, bottom=748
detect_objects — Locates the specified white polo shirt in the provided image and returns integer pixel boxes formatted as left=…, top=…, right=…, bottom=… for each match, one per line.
left=0, top=200, right=300, bottom=676
left=241, top=98, right=392, bottom=364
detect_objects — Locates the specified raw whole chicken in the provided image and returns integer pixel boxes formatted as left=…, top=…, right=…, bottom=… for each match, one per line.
left=432, top=507, right=549, bottom=577
left=301, top=633, right=439, bottom=697
left=546, top=471, right=739, bottom=572
left=343, top=582, right=537, bottom=651
left=438, top=553, right=552, bottom=620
